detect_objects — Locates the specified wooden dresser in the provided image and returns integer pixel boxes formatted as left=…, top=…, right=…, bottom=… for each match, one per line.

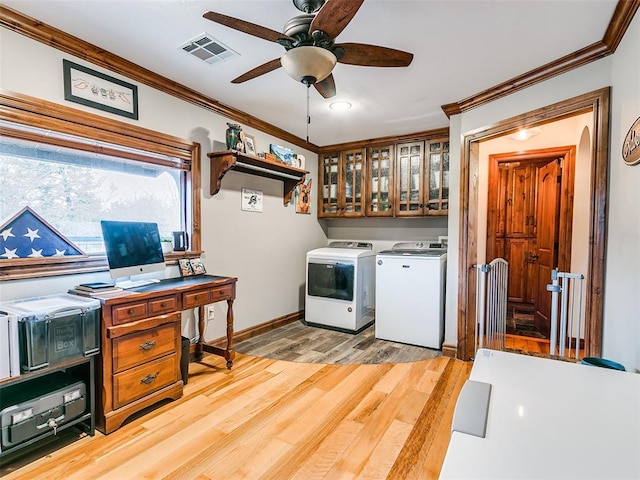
left=81, top=275, right=237, bottom=434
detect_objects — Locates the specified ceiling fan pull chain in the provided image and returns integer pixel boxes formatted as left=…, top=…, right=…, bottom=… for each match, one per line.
left=306, top=83, right=311, bottom=143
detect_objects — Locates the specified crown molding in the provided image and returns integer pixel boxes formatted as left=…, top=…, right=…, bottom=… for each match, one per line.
left=441, top=0, right=639, bottom=118
left=0, top=4, right=320, bottom=153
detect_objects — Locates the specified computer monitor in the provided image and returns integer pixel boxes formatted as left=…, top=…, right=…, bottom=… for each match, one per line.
left=100, top=220, right=166, bottom=283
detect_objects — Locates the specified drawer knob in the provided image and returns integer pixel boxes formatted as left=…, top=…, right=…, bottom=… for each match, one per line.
left=128, top=308, right=135, bottom=315
left=161, top=302, right=167, bottom=308
left=140, top=372, right=159, bottom=385
left=139, top=340, right=156, bottom=351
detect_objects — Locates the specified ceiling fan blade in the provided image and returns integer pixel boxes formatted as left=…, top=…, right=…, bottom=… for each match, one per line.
left=314, top=74, right=336, bottom=98
left=203, top=11, right=293, bottom=43
left=336, top=43, right=414, bottom=67
left=232, top=58, right=282, bottom=84
left=309, top=0, right=364, bottom=39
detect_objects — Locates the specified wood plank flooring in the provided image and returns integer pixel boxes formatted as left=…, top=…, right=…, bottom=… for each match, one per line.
left=1, top=353, right=472, bottom=480
left=235, top=322, right=442, bottom=364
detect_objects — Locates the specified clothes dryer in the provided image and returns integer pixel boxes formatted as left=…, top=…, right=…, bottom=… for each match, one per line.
left=306, top=241, right=376, bottom=332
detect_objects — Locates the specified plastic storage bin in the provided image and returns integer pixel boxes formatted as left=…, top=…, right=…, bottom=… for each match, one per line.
left=0, top=312, right=20, bottom=380
left=0, top=294, right=100, bottom=372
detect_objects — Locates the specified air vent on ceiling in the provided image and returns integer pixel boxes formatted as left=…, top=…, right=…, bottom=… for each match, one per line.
left=180, top=33, right=239, bottom=66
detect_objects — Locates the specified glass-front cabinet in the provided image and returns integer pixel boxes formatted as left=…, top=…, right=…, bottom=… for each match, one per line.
left=318, top=133, right=449, bottom=219
left=342, top=149, right=366, bottom=216
left=395, top=141, right=425, bottom=216
left=319, top=148, right=366, bottom=217
left=320, top=151, right=341, bottom=217
left=426, top=138, right=450, bottom=214
left=366, top=145, right=394, bottom=216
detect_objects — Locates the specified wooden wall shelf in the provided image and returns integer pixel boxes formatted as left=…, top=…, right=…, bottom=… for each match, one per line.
left=208, top=150, right=307, bottom=205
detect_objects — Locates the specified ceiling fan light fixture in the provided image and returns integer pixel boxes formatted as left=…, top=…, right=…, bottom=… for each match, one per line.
left=329, top=101, right=352, bottom=111
left=281, top=46, right=336, bottom=85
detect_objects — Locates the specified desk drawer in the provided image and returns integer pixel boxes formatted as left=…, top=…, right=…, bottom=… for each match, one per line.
left=182, top=289, right=211, bottom=309
left=113, top=354, right=178, bottom=409
left=148, top=295, right=177, bottom=316
left=210, top=285, right=233, bottom=302
left=112, top=302, right=148, bottom=325
left=112, top=323, right=177, bottom=373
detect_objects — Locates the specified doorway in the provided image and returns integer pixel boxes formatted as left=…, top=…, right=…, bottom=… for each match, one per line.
left=486, top=147, right=575, bottom=343
left=457, top=87, right=610, bottom=361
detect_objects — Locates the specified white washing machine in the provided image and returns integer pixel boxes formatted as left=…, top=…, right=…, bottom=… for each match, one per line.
left=375, top=241, right=447, bottom=348
left=306, top=241, right=376, bottom=333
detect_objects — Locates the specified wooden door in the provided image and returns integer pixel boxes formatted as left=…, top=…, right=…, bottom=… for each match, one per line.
left=533, top=160, right=561, bottom=336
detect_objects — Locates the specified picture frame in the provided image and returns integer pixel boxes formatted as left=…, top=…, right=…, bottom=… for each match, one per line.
left=63, top=59, right=139, bottom=119
left=244, top=134, right=257, bottom=156
left=189, top=257, right=207, bottom=275
left=178, top=258, right=194, bottom=276
left=241, top=188, right=263, bottom=212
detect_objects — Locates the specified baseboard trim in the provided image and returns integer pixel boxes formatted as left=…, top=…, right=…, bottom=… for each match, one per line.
left=192, top=310, right=304, bottom=352
left=442, top=343, right=458, bottom=359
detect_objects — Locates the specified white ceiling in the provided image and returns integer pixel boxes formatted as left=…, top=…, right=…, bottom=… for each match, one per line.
left=3, top=0, right=618, bottom=147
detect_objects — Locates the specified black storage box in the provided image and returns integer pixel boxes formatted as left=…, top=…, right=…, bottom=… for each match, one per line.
left=0, top=294, right=100, bottom=372
left=0, top=371, right=86, bottom=450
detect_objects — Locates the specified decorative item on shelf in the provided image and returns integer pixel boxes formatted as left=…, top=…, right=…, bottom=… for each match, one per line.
left=265, top=153, right=277, bottom=162
left=225, top=123, right=244, bottom=151
left=295, top=179, right=312, bottom=214
left=172, top=231, right=188, bottom=251
left=244, top=134, right=257, bottom=156
left=294, top=154, right=305, bottom=169
left=270, top=144, right=295, bottom=165
left=160, top=237, right=173, bottom=254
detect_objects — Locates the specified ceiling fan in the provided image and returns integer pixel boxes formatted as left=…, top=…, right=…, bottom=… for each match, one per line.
left=203, top=0, right=414, bottom=98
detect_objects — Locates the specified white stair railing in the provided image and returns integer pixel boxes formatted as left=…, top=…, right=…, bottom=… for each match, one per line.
left=475, top=258, right=509, bottom=354
left=546, top=269, right=585, bottom=359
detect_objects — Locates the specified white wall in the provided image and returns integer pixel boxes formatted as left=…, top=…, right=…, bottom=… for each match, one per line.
left=447, top=12, right=639, bottom=371
left=0, top=29, right=328, bottom=342
left=603, top=10, right=640, bottom=372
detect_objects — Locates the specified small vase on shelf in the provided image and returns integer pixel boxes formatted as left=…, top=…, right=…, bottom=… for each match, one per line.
left=225, top=123, right=244, bottom=152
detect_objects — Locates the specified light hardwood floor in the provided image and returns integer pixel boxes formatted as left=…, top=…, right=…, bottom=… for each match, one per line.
left=1, top=353, right=471, bottom=480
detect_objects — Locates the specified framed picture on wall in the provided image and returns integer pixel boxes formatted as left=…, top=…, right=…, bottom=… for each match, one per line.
left=62, top=59, right=139, bottom=119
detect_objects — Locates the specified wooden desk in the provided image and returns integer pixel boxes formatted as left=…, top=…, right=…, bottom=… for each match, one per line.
left=78, top=274, right=237, bottom=434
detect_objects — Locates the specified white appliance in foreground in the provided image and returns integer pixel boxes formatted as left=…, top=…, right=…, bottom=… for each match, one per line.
left=375, top=241, right=447, bottom=348
left=440, top=349, right=639, bottom=479
left=305, top=241, right=376, bottom=333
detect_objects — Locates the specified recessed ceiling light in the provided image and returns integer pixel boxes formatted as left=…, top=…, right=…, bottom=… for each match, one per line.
left=508, top=127, right=542, bottom=141
left=329, top=101, right=352, bottom=111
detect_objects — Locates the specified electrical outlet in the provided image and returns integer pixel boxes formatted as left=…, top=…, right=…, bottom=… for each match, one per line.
left=206, top=305, right=215, bottom=320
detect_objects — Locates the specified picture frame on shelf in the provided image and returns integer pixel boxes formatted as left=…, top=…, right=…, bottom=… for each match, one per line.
left=62, top=59, right=139, bottom=119
left=244, top=134, right=257, bottom=156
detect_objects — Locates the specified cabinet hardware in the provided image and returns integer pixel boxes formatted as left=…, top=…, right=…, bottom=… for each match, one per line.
left=140, top=372, right=159, bottom=384
left=139, top=340, right=156, bottom=351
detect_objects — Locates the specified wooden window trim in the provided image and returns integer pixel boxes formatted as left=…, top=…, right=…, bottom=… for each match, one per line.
left=0, top=89, right=201, bottom=281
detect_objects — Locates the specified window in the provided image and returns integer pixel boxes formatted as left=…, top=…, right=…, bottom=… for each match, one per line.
left=0, top=91, right=201, bottom=280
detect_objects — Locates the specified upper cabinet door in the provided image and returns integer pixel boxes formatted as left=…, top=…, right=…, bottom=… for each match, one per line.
left=319, top=152, right=341, bottom=218
left=366, top=145, right=394, bottom=217
left=342, top=148, right=366, bottom=217
left=425, top=138, right=450, bottom=215
left=395, top=141, right=425, bottom=216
